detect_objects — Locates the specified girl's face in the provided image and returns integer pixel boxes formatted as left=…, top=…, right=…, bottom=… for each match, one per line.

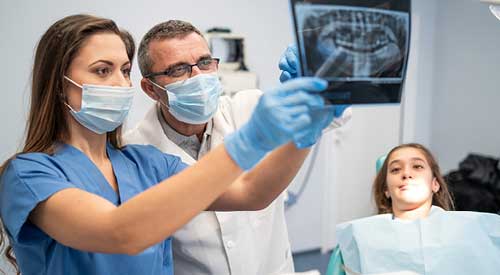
left=385, top=147, right=440, bottom=213
left=65, top=33, right=131, bottom=110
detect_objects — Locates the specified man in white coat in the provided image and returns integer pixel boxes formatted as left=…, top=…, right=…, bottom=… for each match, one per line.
left=124, top=20, right=351, bottom=275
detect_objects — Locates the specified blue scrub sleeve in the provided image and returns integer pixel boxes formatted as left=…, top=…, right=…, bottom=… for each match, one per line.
left=161, top=152, right=188, bottom=177
left=121, top=144, right=188, bottom=180
left=0, top=154, right=75, bottom=243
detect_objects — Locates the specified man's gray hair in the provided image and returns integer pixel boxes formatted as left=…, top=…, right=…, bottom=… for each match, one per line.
left=138, top=20, right=203, bottom=77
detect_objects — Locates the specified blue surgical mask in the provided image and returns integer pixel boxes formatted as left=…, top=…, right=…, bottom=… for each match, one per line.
left=64, top=76, right=134, bottom=134
left=150, top=73, right=222, bottom=124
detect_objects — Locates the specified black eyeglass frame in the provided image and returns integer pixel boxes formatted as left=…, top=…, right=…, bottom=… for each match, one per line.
left=145, top=58, right=220, bottom=79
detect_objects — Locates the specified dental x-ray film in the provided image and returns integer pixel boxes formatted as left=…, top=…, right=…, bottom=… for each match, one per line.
left=290, top=0, right=411, bottom=104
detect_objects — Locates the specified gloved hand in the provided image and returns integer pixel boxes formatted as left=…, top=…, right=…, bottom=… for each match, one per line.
left=278, top=44, right=352, bottom=147
left=224, top=77, right=327, bottom=170
left=293, top=103, right=351, bottom=148
left=278, top=44, right=299, bottom=83
left=293, top=105, right=335, bottom=149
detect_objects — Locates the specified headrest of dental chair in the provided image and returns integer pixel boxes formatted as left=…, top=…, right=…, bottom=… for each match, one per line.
left=376, top=155, right=387, bottom=173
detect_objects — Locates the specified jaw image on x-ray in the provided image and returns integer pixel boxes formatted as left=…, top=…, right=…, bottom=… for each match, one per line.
left=297, top=5, right=409, bottom=82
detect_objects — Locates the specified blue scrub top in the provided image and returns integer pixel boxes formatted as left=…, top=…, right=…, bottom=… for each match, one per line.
left=0, top=143, right=188, bottom=275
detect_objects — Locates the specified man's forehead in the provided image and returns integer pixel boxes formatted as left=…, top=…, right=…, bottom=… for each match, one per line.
left=149, top=34, right=210, bottom=68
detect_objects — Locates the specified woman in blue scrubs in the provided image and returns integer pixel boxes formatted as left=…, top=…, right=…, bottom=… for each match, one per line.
left=0, top=14, right=335, bottom=275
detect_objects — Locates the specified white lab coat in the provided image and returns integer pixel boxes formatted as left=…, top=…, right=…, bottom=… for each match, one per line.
left=123, top=89, right=294, bottom=275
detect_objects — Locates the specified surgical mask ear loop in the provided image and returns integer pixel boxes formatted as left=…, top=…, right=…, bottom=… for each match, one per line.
left=63, top=101, right=77, bottom=112
left=148, top=78, right=166, bottom=91
left=148, top=79, right=171, bottom=111
left=62, top=76, right=82, bottom=112
left=158, top=100, right=170, bottom=111
left=58, top=92, right=75, bottom=113
left=64, top=76, right=83, bottom=89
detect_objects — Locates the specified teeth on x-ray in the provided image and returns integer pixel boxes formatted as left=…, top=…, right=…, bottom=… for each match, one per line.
left=297, top=5, right=409, bottom=80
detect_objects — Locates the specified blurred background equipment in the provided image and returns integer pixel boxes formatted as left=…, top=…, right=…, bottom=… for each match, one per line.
left=481, top=0, right=500, bottom=20
left=205, top=27, right=258, bottom=96
left=445, top=153, right=500, bottom=214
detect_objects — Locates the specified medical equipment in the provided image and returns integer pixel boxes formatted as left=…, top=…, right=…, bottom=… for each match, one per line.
left=375, top=155, right=387, bottom=173
left=289, top=0, right=411, bottom=104
left=205, top=28, right=246, bottom=71
left=204, top=29, right=258, bottom=96
left=481, top=0, right=500, bottom=20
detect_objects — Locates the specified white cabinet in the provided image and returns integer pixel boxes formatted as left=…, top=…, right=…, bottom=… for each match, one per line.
left=218, top=71, right=258, bottom=96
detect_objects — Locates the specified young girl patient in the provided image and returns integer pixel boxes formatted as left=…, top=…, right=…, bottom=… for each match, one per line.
left=327, top=143, right=500, bottom=275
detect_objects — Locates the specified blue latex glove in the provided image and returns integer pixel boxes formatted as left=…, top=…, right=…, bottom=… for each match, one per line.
left=293, top=105, right=335, bottom=149
left=293, top=103, right=352, bottom=148
left=224, top=77, right=327, bottom=170
left=278, top=44, right=299, bottom=83
left=278, top=45, right=351, bottom=147
left=333, top=104, right=349, bottom=118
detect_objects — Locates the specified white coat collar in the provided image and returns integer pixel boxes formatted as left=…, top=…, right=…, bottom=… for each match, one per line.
left=137, top=106, right=197, bottom=165
left=134, top=97, right=237, bottom=165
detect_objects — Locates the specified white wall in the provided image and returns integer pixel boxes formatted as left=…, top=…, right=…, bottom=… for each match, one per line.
left=401, top=0, right=438, bottom=146
left=430, top=0, right=500, bottom=172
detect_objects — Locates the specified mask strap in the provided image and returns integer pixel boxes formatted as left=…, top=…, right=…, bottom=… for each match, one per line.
left=158, top=99, right=170, bottom=110
left=61, top=76, right=82, bottom=112
left=64, top=76, right=83, bottom=89
left=63, top=101, right=76, bottom=112
left=148, top=79, right=170, bottom=109
left=148, top=79, right=166, bottom=91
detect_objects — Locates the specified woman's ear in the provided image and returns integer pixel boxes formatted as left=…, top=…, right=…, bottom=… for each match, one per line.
left=385, top=191, right=390, bottom=199
left=431, top=177, right=440, bottom=193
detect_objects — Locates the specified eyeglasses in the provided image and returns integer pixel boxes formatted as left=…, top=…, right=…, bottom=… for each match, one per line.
left=145, top=58, right=220, bottom=79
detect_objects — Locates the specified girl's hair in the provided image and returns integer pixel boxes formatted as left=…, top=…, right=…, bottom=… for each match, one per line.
left=0, top=14, right=135, bottom=274
left=372, top=143, right=454, bottom=214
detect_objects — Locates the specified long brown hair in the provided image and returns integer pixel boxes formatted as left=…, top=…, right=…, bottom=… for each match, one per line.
left=0, top=14, right=135, bottom=274
left=373, top=143, right=454, bottom=214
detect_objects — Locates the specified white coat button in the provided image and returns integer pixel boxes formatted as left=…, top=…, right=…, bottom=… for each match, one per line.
left=226, top=240, right=235, bottom=249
